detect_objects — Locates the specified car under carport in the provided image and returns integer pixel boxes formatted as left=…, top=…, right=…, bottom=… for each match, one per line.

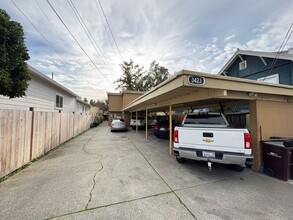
left=122, top=69, right=293, bottom=172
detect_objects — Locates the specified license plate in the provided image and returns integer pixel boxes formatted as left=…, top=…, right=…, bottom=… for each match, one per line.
left=202, top=151, right=215, bottom=158
left=160, top=128, right=166, bottom=131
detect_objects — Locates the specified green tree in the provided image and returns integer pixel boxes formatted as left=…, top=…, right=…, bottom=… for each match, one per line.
left=89, top=99, right=95, bottom=105
left=94, top=99, right=108, bottom=112
left=116, top=60, right=169, bottom=92
left=0, top=9, right=30, bottom=98
left=143, top=60, right=169, bottom=91
left=116, top=59, right=145, bottom=91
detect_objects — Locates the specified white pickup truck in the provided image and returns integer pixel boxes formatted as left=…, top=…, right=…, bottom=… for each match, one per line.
left=173, top=112, right=253, bottom=171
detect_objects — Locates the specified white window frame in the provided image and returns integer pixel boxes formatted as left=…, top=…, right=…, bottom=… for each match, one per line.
left=55, top=94, right=64, bottom=109
left=239, top=60, right=247, bottom=71
left=257, top=74, right=279, bottom=84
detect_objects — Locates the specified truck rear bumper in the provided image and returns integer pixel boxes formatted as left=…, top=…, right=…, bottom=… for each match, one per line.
left=173, top=148, right=253, bottom=166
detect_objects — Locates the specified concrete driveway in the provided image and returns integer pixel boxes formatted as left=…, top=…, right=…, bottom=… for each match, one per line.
left=0, top=122, right=293, bottom=220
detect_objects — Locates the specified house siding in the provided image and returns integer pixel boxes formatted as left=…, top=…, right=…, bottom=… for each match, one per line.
left=226, top=55, right=293, bottom=85
left=0, top=74, right=76, bottom=112
left=75, top=102, right=90, bottom=114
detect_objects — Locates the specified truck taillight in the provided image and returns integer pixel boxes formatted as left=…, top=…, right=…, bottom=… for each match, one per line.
left=173, top=130, right=179, bottom=143
left=154, top=122, right=158, bottom=130
left=244, top=133, right=252, bottom=149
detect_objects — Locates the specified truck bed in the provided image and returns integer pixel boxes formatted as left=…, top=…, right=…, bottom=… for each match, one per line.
left=176, top=126, right=247, bottom=154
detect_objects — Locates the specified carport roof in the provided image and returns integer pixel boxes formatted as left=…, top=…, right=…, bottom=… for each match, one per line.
left=122, top=69, right=293, bottom=112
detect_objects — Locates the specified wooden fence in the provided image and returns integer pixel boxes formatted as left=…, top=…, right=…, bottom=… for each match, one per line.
left=0, top=110, right=94, bottom=178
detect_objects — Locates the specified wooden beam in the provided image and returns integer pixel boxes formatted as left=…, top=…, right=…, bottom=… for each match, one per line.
left=145, top=109, right=148, bottom=140
left=218, top=91, right=288, bottom=102
left=238, top=54, right=244, bottom=62
left=124, top=70, right=293, bottom=112
left=124, top=76, right=184, bottom=111
left=183, top=74, right=293, bottom=97
left=259, top=56, right=267, bottom=66
left=169, top=104, right=172, bottom=155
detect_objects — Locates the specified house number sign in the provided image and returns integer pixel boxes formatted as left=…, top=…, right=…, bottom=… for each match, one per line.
left=188, top=76, right=205, bottom=85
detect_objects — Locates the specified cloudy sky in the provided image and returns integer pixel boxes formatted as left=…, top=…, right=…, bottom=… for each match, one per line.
left=1, top=0, right=293, bottom=101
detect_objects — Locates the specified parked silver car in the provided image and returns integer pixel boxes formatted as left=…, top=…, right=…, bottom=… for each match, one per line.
left=111, top=118, right=127, bottom=132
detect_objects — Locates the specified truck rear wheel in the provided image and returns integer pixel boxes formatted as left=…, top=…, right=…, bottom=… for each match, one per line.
left=176, top=156, right=186, bottom=163
left=234, top=165, right=245, bottom=172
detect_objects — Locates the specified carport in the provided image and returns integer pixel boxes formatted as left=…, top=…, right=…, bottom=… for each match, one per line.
left=123, top=70, right=293, bottom=171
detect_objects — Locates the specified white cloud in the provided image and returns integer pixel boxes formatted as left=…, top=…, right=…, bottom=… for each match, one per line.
left=118, top=31, right=133, bottom=38
left=1, top=0, right=293, bottom=100
left=224, top=34, right=236, bottom=42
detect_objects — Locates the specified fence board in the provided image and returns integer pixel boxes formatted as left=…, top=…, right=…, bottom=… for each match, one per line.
left=0, top=110, right=32, bottom=178
left=0, top=110, right=94, bottom=178
left=60, top=113, right=74, bottom=144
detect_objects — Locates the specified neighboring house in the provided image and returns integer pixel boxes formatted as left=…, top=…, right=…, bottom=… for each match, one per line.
left=0, top=65, right=90, bottom=113
left=76, top=99, right=90, bottom=114
left=90, top=106, right=103, bottom=116
left=108, top=90, right=144, bottom=125
left=218, top=48, right=293, bottom=85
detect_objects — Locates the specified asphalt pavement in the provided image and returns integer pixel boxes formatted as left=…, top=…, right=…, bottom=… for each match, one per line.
left=0, top=122, right=293, bottom=220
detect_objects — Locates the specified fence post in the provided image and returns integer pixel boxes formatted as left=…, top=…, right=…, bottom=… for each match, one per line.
left=73, top=112, right=75, bottom=137
left=59, top=110, right=62, bottom=144
left=29, top=107, right=34, bottom=161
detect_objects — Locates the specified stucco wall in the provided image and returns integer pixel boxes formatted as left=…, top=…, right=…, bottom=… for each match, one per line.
left=108, top=95, right=123, bottom=112
left=250, top=100, right=293, bottom=171
left=108, top=92, right=143, bottom=126
left=122, top=93, right=142, bottom=108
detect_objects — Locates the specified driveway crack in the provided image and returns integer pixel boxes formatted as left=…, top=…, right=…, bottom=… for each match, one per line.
left=81, top=133, right=104, bottom=210
left=85, top=161, right=103, bottom=210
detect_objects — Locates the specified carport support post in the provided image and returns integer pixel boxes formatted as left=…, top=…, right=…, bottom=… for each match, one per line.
left=136, top=111, right=138, bottom=133
left=169, top=104, right=172, bottom=155
left=145, top=109, right=148, bottom=140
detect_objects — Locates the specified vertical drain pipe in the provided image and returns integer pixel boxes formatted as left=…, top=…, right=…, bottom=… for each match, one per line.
left=29, top=107, right=34, bottom=161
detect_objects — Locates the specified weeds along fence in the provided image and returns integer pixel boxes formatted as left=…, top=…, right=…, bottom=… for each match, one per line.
left=0, top=109, right=95, bottom=178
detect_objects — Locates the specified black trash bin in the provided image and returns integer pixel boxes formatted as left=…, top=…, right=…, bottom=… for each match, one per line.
left=261, top=140, right=293, bottom=181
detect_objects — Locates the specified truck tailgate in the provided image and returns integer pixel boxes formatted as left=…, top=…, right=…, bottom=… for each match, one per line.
left=178, top=127, right=245, bottom=154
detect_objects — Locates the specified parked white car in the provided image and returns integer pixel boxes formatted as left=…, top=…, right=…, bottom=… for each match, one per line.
left=111, top=118, right=127, bottom=132
left=130, top=117, right=156, bottom=129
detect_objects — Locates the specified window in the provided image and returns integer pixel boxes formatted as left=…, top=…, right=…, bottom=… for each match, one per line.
left=55, top=94, right=63, bottom=109
left=239, top=60, right=247, bottom=71
left=257, top=74, right=279, bottom=84
left=184, top=114, right=226, bottom=125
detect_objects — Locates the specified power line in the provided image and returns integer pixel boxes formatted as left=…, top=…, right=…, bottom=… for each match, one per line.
left=11, top=0, right=65, bottom=63
left=67, top=0, right=118, bottom=79
left=11, top=0, right=105, bottom=94
left=267, top=21, right=293, bottom=76
left=94, top=0, right=116, bottom=55
left=46, top=0, right=115, bottom=88
left=98, top=0, right=124, bottom=63
left=34, top=0, right=67, bottom=48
